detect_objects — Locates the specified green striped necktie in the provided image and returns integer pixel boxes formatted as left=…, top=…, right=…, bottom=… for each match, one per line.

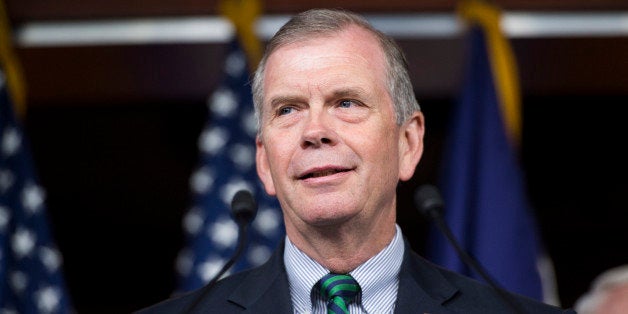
left=319, top=273, right=361, bottom=314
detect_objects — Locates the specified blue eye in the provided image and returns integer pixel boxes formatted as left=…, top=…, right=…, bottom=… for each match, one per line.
left=278, top=106, right=294, bottom=115
left=339, top=100, right=353, bottom=108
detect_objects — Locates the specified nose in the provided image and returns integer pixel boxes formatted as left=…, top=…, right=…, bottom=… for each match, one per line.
left=300, top=110, right=338, bottom=149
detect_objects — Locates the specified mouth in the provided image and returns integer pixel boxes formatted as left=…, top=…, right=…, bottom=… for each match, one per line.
left=299, top=168, right=351, bottom=180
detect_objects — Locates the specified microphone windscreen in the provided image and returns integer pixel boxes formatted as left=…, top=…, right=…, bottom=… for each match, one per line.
left=230, top=189, right=258, bottom=225
left=414, top=184, right=444, bottom=219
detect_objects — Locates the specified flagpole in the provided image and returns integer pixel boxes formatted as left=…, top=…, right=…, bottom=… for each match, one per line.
left=0, top=0, right=27, bottom=118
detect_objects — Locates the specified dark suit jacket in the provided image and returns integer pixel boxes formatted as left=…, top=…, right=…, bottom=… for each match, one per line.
left=136, top=239, right=575, bottom=313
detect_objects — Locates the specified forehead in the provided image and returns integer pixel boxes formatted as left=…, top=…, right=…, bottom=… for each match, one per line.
left=272, top=25, right=384, bottom=61
left=263, top=26, right=388, bottom=95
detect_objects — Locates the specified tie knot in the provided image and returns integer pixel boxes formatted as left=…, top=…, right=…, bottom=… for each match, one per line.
left=319, top=273, right=360, bottom=314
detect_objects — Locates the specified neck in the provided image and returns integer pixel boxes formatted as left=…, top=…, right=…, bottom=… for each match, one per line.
left=286, top=212, right=397, bottom=274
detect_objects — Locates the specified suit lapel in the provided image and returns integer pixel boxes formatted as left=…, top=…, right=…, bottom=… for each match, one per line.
left=227, top=241, right=293, bottom=313
left=395, top=239, right=459, bottom=314
left=218, top=238, right=460, bottom=313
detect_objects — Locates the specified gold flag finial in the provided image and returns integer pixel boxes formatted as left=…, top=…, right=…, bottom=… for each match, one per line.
left=219, top=0, right=264, bottom=72
left=458, top=0, right=522, bottom=147
left=0, top=0, right=27, bottom=118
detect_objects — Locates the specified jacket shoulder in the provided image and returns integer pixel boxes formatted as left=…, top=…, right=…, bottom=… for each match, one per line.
left=134, top=243, right=290, bottom=314
left=134, top=270, right=254, bottom=313
left=400, top=247, right=575, bottom=314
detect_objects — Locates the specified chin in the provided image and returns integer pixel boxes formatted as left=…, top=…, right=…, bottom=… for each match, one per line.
left=300, top=204, right=358, bottom=226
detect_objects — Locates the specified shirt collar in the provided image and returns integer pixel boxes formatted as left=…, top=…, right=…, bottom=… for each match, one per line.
left=284, top=224, right=405, bottom=313
left=284, top=236, right=328, bottom=313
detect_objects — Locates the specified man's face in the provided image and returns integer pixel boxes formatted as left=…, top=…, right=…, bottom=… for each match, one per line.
left=256, top=26, right=422, bottom=232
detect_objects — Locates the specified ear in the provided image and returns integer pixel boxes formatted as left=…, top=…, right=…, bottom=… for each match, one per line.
left=398, top=111, right=425, bottom=181
left=256, top=135, right=277, bottom=196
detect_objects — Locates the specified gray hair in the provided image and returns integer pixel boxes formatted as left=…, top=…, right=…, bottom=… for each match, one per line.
left=574, top=264, right=628, bottom=314
left=251, top=8, right=420, bottom=132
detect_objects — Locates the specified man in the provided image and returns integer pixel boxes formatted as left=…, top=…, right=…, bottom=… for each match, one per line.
left=575, top=265, right=628, bottom=314
left=138, top=8, right=575, bottom=313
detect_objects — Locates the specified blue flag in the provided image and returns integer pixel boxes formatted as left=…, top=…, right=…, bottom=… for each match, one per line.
left=175, top=38, right=284, bottom=292
left=425, top=10, right=544, bottom=301
left=0, top=70, right=73, bottom=313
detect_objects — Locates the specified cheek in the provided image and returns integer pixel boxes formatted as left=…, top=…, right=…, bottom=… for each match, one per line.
left=263, top=135, right=294, bottom=175
left=349, top=132, right=398, bottom=185
left=373, top=128, right=402, bottom=174
left=371, top=124, right=400, bottom=156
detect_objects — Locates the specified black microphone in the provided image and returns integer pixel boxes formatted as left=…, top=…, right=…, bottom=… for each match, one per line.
left=230, top=189, right=258, bottom=227
left=415, top=184, right=527, bottom=314
left=183, top=189, right=258, bottom=313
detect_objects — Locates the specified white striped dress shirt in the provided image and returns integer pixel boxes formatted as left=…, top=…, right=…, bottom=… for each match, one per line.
left=284, top=224, right=405, bottom=314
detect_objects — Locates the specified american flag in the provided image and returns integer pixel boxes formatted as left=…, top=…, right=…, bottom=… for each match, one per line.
left=175, top=38, right=284, bottom=293
left=0, top=70, right=73, bottom=313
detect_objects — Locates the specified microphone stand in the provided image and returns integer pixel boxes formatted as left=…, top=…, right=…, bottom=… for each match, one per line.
left=182, top=190, right=257, bottom=313
left=211, top=223, right=249, bottom=288
left=431, top=214, right=527, bottom=314
left=416, top=184, right=527, bottom=314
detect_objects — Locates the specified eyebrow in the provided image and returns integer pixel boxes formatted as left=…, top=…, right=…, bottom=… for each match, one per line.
left=268, top=95, right=306, bottom=108
left=331, top=87, right=368, bottom=100
left=267, top=87, right=370, bottom=108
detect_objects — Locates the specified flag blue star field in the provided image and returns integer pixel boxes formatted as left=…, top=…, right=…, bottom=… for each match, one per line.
left=175, top=38, right=284, bottom=292
left=425, top=9, right=545, bottom=301
left=0, top=70, right=73, bottom=313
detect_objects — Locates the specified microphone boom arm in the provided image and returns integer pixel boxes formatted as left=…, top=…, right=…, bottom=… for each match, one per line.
left=182, top=189, right=258, bottom=313
left=416, top=184, right=527, bottom=314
